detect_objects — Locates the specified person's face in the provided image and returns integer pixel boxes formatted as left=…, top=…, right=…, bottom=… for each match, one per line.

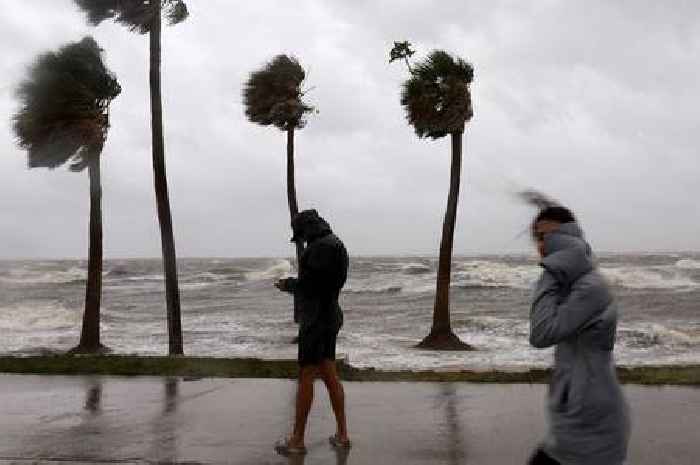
left=532, top=220, right=561, bottom=258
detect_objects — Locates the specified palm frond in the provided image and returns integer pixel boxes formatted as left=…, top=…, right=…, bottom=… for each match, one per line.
left=74, top=0, right=188, bottom=34
left=164, top=0, right=188, bottom=25
left=400, top=50, right=474, bottom=139
left=12, top=37, right=121, bottom=171
left=389, top=41, right=415, bottom=64
left=242, top=54, right=314, bottom=131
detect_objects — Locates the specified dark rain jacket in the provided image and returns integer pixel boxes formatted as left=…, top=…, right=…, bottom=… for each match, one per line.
left=285, top=213, right=348, bottom=332
left=531, top=222, right=630, bottom=465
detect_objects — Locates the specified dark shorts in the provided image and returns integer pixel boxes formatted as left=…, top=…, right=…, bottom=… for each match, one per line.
left=298, top=326, right=338, bottom=367
left=527, top=448, right=560, bottom=465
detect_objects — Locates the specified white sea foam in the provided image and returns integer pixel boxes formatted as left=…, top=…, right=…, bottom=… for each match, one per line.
left=345, top=282, right=405, bottom=294
left=271, top=258, right=697, bottom=293
left=347, top=260, right=539, bottom=294
left=619, top=323, right=700, bottom=348
left=601, top=267, right=697, bottom=290
left=454, top=260, right=540, bottom=289
left=399, top=262, right=432, bottom=274
left=0, top=267, right=86, bottom=284
left=244, top=259, right=292, bottom=281
left=675, top=258, right=700, bottom=270
left=184, top=271, right=230, bottom=283
left=453, top=260, right=698, bottom=291
left=125, top=274, right=165, bottom=282
left=2, top=256, right=700, bottom=368
left=0, top=302, right=80, bottom=332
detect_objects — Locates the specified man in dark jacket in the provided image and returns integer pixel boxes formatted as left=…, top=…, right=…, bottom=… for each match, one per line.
left=274, top=209, right=350, bottom=456
left=528, top=206, right=630, bottom=465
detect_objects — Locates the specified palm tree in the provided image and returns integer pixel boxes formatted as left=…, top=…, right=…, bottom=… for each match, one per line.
left=391, top=43, right=475, bottom=350
left=12, top=37, right=121, bottom=354
left=242, top=55, right=314, bottom=322
left=74, top=0, right=188, bottom=355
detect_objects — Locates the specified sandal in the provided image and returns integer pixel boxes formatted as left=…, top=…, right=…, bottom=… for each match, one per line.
left=275, top=438, right=307, bottom=456
left=329, top=434, right=352, bottom=449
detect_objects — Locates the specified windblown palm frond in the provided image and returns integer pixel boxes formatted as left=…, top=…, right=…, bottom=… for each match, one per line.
left=401, top=50, right=474, bottom=139
left=74, top=0, right=188, bottom=33
left=12, top=37, right=121, bottom=171
left=243, top=55, right=314, bottom=131
left=389, top=41, right=415, bottom=64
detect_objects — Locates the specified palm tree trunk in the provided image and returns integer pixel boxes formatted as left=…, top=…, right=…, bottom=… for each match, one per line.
left=418, top=131, right=472, bottom=350
left=72, top=155, right=105, bottom=353
left=433, top=132, right=461, bottom=333
left=287, top=127, right=304, bottom=324
left=150, top=2, right=183, bottom=355
left=287, top=127, right=301, bottom=234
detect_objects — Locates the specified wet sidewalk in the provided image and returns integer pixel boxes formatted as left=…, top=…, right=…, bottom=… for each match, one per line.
left=0, top=374, right=697, bottom=464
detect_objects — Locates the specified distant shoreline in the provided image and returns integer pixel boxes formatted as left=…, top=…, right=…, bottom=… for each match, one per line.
left=0, top=355, right=698, bottom=385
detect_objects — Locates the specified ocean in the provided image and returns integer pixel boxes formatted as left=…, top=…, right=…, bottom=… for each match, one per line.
left=1, top=254, right=699, bottom=369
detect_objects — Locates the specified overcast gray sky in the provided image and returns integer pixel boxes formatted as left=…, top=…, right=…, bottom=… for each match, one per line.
left=1, top=0, right=699, bottom=259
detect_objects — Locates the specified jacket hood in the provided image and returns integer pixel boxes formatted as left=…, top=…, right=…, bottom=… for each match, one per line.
left=541, top=222, right=595, bottom=285
left=291, top=209, right=332, bottom=243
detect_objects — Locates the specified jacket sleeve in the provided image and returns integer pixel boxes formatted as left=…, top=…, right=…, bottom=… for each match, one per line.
left=286, top=242, right=336, bottom=296
left=529, top=270, right=610, bottom=348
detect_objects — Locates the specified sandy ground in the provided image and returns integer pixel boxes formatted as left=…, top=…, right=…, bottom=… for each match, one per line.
left=0, top=374, right=697, bottom=464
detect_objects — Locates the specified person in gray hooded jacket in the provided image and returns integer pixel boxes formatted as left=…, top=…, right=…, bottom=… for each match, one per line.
left=528, top=206, right=630, bottom=465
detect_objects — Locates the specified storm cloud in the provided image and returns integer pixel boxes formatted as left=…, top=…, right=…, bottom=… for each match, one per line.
left=1, top=0, right=698, bottom=259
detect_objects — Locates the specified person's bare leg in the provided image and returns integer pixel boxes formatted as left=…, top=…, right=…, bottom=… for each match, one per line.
left=289, top=365, right=316, bottom=447
left=319, top=359, right=349, bottom=442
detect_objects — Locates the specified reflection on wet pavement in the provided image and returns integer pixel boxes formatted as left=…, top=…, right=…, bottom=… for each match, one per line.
left=0, top=376, right=698, bottom=464
left=150, top=377, right=180, bottom=464
left=83, top=378, right=102, bottom=414
left=439, top=383, right=465, bottom=465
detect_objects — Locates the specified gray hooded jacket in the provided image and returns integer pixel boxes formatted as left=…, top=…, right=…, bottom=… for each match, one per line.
left=531, top=222, right=630, bottom=465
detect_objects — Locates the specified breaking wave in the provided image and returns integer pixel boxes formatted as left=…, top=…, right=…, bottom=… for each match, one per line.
left=206, top=266, right=246, bottom=279
left=0, top=267, right=86, bottom=285
left=0, top=302, right=80, bottom=332
left=618, top=323, right=700, bottom=348
left=400, top=262, right=432, bottom=274
left=1, top=255, right=699, bottom=367
left=244, top=259, right=292, bottom=281
left=345, top=258, right=699, bottom=295
left=105, top=267, right=132, bottom=277
left=454, top=260, right=540, bottom=289
left=602, top=267, right=697, bottom=290
left=675, top=259, right=700, bottom=270
left=2, top=257, right=697, bottom=292
left=345, top=283, right=404, bottom=294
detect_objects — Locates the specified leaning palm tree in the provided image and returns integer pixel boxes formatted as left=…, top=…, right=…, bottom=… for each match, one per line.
left=74, top=0, right=188, bottom=355
left=391, top=43, right=475, bottom=350
left=13, top=36, right=121, bottom=354
left=242, top=55, right=314, bottom=322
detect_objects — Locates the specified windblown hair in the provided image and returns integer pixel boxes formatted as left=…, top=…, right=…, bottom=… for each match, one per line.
left=517, top=189, right=576, bottom=239
left=74, top=0, right=188, bottom=34
left=519, top=189, right=561, bottom=210
left=12, top=37, right=121, bottom=171
left=535, top=206, right=577, bottom=225
left=401, top=50, right=474, bottom=139
left=242, top=55, right=314, bottom=131
left=530, top=205, right=577, bottom=240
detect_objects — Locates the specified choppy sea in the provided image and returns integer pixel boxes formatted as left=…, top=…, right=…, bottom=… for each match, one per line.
left=1, top=254, right=699, bottom=369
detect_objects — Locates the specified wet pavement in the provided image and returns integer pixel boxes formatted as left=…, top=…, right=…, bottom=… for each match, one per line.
left=0, top=374, right=698, bottom=464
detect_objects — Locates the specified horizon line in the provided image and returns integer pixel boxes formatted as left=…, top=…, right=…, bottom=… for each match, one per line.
left=1, top=250, right=698, bottom=261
